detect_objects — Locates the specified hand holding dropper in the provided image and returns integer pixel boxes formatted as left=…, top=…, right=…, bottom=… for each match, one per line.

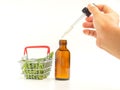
left=61, top=7, right=91, bottom=38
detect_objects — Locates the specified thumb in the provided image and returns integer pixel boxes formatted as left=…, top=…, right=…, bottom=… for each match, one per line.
left=88, top=4, right=100, bottom=16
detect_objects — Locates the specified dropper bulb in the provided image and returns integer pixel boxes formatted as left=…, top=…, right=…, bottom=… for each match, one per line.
left=82, top=7, right=91, bottom=17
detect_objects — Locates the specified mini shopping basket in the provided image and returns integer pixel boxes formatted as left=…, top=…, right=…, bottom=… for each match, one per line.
left=20, top=45, right=53, bottom=80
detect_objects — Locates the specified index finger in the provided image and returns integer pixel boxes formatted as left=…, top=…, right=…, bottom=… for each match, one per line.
left=86, top=16, right=93, bottom=22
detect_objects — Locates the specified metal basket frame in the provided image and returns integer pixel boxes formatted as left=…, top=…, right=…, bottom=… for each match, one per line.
left=21, top=45, right=52, bottom=80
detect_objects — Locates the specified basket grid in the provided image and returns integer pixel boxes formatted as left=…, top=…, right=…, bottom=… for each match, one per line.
left=21, top=59, right=52, bottom=80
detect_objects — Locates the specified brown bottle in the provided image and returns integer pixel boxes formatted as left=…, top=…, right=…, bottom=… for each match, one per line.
left=55, top=40, right=70, bottom=80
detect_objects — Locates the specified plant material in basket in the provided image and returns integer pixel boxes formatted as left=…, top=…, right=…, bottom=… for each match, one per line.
left=21, top=52, right=54, bottom=80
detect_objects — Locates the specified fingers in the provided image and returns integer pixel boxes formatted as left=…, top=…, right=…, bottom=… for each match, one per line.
left=83, top=29, right=97, bottom=38
left=88, top=4, right=114, bottom=16
left=82, top=22, right=94, bottom=28
left=96, top=4, right=114, bottom=13
left=87, top=3, right=101, bottom=17
left=82, top=16, right=94, bottom=28
left=86, top=16, right=93, bottom=22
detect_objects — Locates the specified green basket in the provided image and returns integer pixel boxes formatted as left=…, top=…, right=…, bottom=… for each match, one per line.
left=20, top=46, right=53, bottom=80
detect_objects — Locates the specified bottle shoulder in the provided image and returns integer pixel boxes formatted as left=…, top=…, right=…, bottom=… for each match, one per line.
left=55, top=48, right=70, bottom=54
left=56, top=48, right=70, bottom=51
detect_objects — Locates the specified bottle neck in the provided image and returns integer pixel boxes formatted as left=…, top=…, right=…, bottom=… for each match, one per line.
left=59, top=44, right=67, bottom=49
left=59, top=40, right=67, bottom=50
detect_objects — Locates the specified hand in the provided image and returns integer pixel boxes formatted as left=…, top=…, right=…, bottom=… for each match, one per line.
left=82, top=4, right=120, bottom=59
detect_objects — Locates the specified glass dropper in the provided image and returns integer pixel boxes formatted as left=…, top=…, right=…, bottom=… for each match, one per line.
left=61, top=7, right=91, bottom=38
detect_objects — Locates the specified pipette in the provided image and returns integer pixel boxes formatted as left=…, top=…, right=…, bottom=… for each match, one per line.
left=61, top=7, right=91, bottom=38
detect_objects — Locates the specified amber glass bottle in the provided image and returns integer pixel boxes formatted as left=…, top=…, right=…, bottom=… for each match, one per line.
left=55, top=40, right=70, bottom=80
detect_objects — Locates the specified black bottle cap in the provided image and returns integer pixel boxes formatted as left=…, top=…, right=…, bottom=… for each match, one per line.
left=82, top=7, right=91, bottom=17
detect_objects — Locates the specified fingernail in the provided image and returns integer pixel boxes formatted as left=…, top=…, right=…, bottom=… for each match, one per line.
left=92, top=3, right=97, bottom=6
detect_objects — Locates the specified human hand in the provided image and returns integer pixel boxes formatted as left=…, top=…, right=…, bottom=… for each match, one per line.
left=82, top=4, right=120, bottom=59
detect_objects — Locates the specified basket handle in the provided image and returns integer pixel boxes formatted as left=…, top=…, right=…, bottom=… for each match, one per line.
left=24, top=45, right=50, bottom=55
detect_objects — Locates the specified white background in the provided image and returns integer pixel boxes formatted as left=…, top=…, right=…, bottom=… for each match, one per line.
left=0, top=0, right=120, bottom=90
